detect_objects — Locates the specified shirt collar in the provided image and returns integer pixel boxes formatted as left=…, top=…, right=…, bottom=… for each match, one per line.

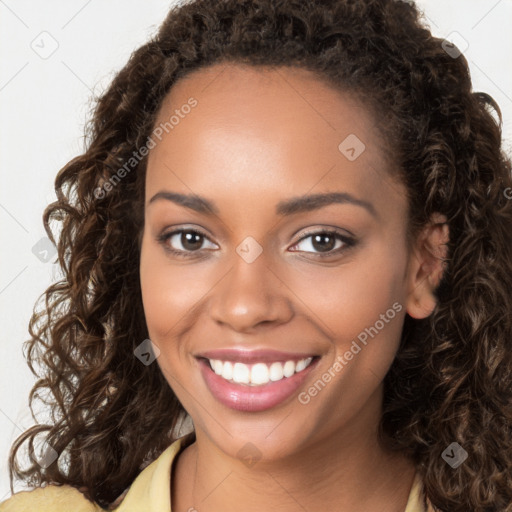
left=115, top=431, right=431, bottom=512
left=116, top=431, right=196, bottom=512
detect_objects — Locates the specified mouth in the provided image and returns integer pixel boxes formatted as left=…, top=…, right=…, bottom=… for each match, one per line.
left=195, top=350, right=320, bottom=412
left=205, top=356, right=315, bottom=386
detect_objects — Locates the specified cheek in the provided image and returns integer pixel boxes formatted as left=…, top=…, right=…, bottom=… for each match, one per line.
left=139, top=234, right=221, bottom=343
left=287, top=247, right=408, bottom=418
left=283, top=240, right=407, bottom=375
left=294, top=248, right=404, bottom=326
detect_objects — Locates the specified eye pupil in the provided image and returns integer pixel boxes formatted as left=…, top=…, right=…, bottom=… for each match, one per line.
left=312, top=234, right=335, bottom=252
left=182, top=231, right=203, bottom=251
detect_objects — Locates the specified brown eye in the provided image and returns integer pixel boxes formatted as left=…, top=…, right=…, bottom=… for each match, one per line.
left=179, top=230, right=204, bottom=251
left=290, top=230, right=355, bottom=256
left=310, top=233, right=336, bottom=252
left=158, top=228, right=218, bottom=256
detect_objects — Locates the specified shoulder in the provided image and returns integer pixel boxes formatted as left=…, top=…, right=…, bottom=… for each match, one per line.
left=0, top=432, right=197, bottom=512
left=0, top=485, right=103, bottom=512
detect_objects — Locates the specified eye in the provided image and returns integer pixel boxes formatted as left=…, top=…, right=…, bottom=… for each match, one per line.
left=289, top=229, right=356, bottom=257
left=157, top=228, right=218, bottom=256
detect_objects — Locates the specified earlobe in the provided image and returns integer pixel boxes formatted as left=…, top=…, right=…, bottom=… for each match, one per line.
left=406, top=289, right=438, bottom=319
left=405, top=213, right=450, bottom=320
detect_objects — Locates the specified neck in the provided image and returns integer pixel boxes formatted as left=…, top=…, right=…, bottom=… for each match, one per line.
left=172, top=392, right=416, bottom=512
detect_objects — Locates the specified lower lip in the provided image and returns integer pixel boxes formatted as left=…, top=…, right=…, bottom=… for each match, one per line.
left=198, top=358, right=319, bottom=412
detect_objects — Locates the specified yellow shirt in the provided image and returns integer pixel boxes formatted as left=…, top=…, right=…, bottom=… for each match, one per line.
left=0, top=433, right=434, bottom=511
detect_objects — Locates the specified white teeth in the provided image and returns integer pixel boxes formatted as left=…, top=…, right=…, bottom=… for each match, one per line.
left=232, top=362, right=250, bottom=384
left=250, top=363, right=269, bottom=385
left=212, top=360, right=223, bottom=375
left=208, top=357, right=314, bottom=386
left=283, top=360, right=295, bottom=378
left=269, top=362, right=284, bottom=381
left=222, top=361, right=233, bottom=380
left=295, top=358, right=307, bottom=372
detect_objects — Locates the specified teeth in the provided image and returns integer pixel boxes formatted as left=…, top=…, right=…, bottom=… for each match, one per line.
left=269, top=362, right=284, bottom=381
left=208, top=357, right=314, bottom=386
left=295, top=358, right=307, bottom=372
left=222, top=361, right=233, bottom=380
left=251, top=363, right=269, bottom=385
left=232, top=362, right=250, bottom=384
left=283, top=360, right=295, bottom=377
left=212, top=360, right=223, bottom=375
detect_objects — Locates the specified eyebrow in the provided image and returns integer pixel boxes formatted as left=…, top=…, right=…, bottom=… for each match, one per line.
left=276, top=192, right=377, bottom=218
left=148, top=191, right=218, bottom=215
left=148, top=191, right=377, bottom=218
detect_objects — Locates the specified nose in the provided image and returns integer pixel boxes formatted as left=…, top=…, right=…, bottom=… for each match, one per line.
left=208, top=250, right=294, bottom=332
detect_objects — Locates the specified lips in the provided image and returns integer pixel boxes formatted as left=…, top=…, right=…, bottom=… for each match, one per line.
left=195, top=349, right=320, bottom=412
left=197, top=348, right=317, bottom=364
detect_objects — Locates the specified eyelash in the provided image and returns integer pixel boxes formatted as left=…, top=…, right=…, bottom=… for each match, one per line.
left=157, top=227, right=357, bottom=259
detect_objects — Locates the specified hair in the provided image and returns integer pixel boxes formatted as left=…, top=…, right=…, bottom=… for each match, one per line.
left=8, top=0, right=512, bottom=510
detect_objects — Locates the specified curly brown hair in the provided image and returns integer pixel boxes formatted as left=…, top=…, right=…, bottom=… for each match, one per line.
left=8, top=0, right=512, bottom=510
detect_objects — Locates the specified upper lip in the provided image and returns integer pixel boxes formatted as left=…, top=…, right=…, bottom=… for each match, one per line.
left=196, top=349, right=318, bottom=364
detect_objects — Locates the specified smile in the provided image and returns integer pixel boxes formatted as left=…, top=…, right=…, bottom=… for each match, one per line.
left=196, top=350, right=321, bottom=412
left=207, top=357, right=314, bottom=386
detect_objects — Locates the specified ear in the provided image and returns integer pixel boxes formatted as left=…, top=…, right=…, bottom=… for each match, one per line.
left=405, top=212, right=450, bottom=319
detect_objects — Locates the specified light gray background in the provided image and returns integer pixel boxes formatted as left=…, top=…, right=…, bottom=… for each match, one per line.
left=1, top=0, right=511, bottom=500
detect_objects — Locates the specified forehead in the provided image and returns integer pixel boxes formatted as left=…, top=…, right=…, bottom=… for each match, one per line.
left=146, top=63, right=403, bottom=215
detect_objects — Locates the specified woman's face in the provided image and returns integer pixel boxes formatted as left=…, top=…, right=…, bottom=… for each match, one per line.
left=140, top=63, right=418, bottom=460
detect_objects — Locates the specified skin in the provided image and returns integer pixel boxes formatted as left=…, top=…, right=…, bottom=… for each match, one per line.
left=139, top=63, right=449, bottom=512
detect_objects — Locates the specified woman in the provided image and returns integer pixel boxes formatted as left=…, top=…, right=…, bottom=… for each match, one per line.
left=2, top=0, right=512, bottom=511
